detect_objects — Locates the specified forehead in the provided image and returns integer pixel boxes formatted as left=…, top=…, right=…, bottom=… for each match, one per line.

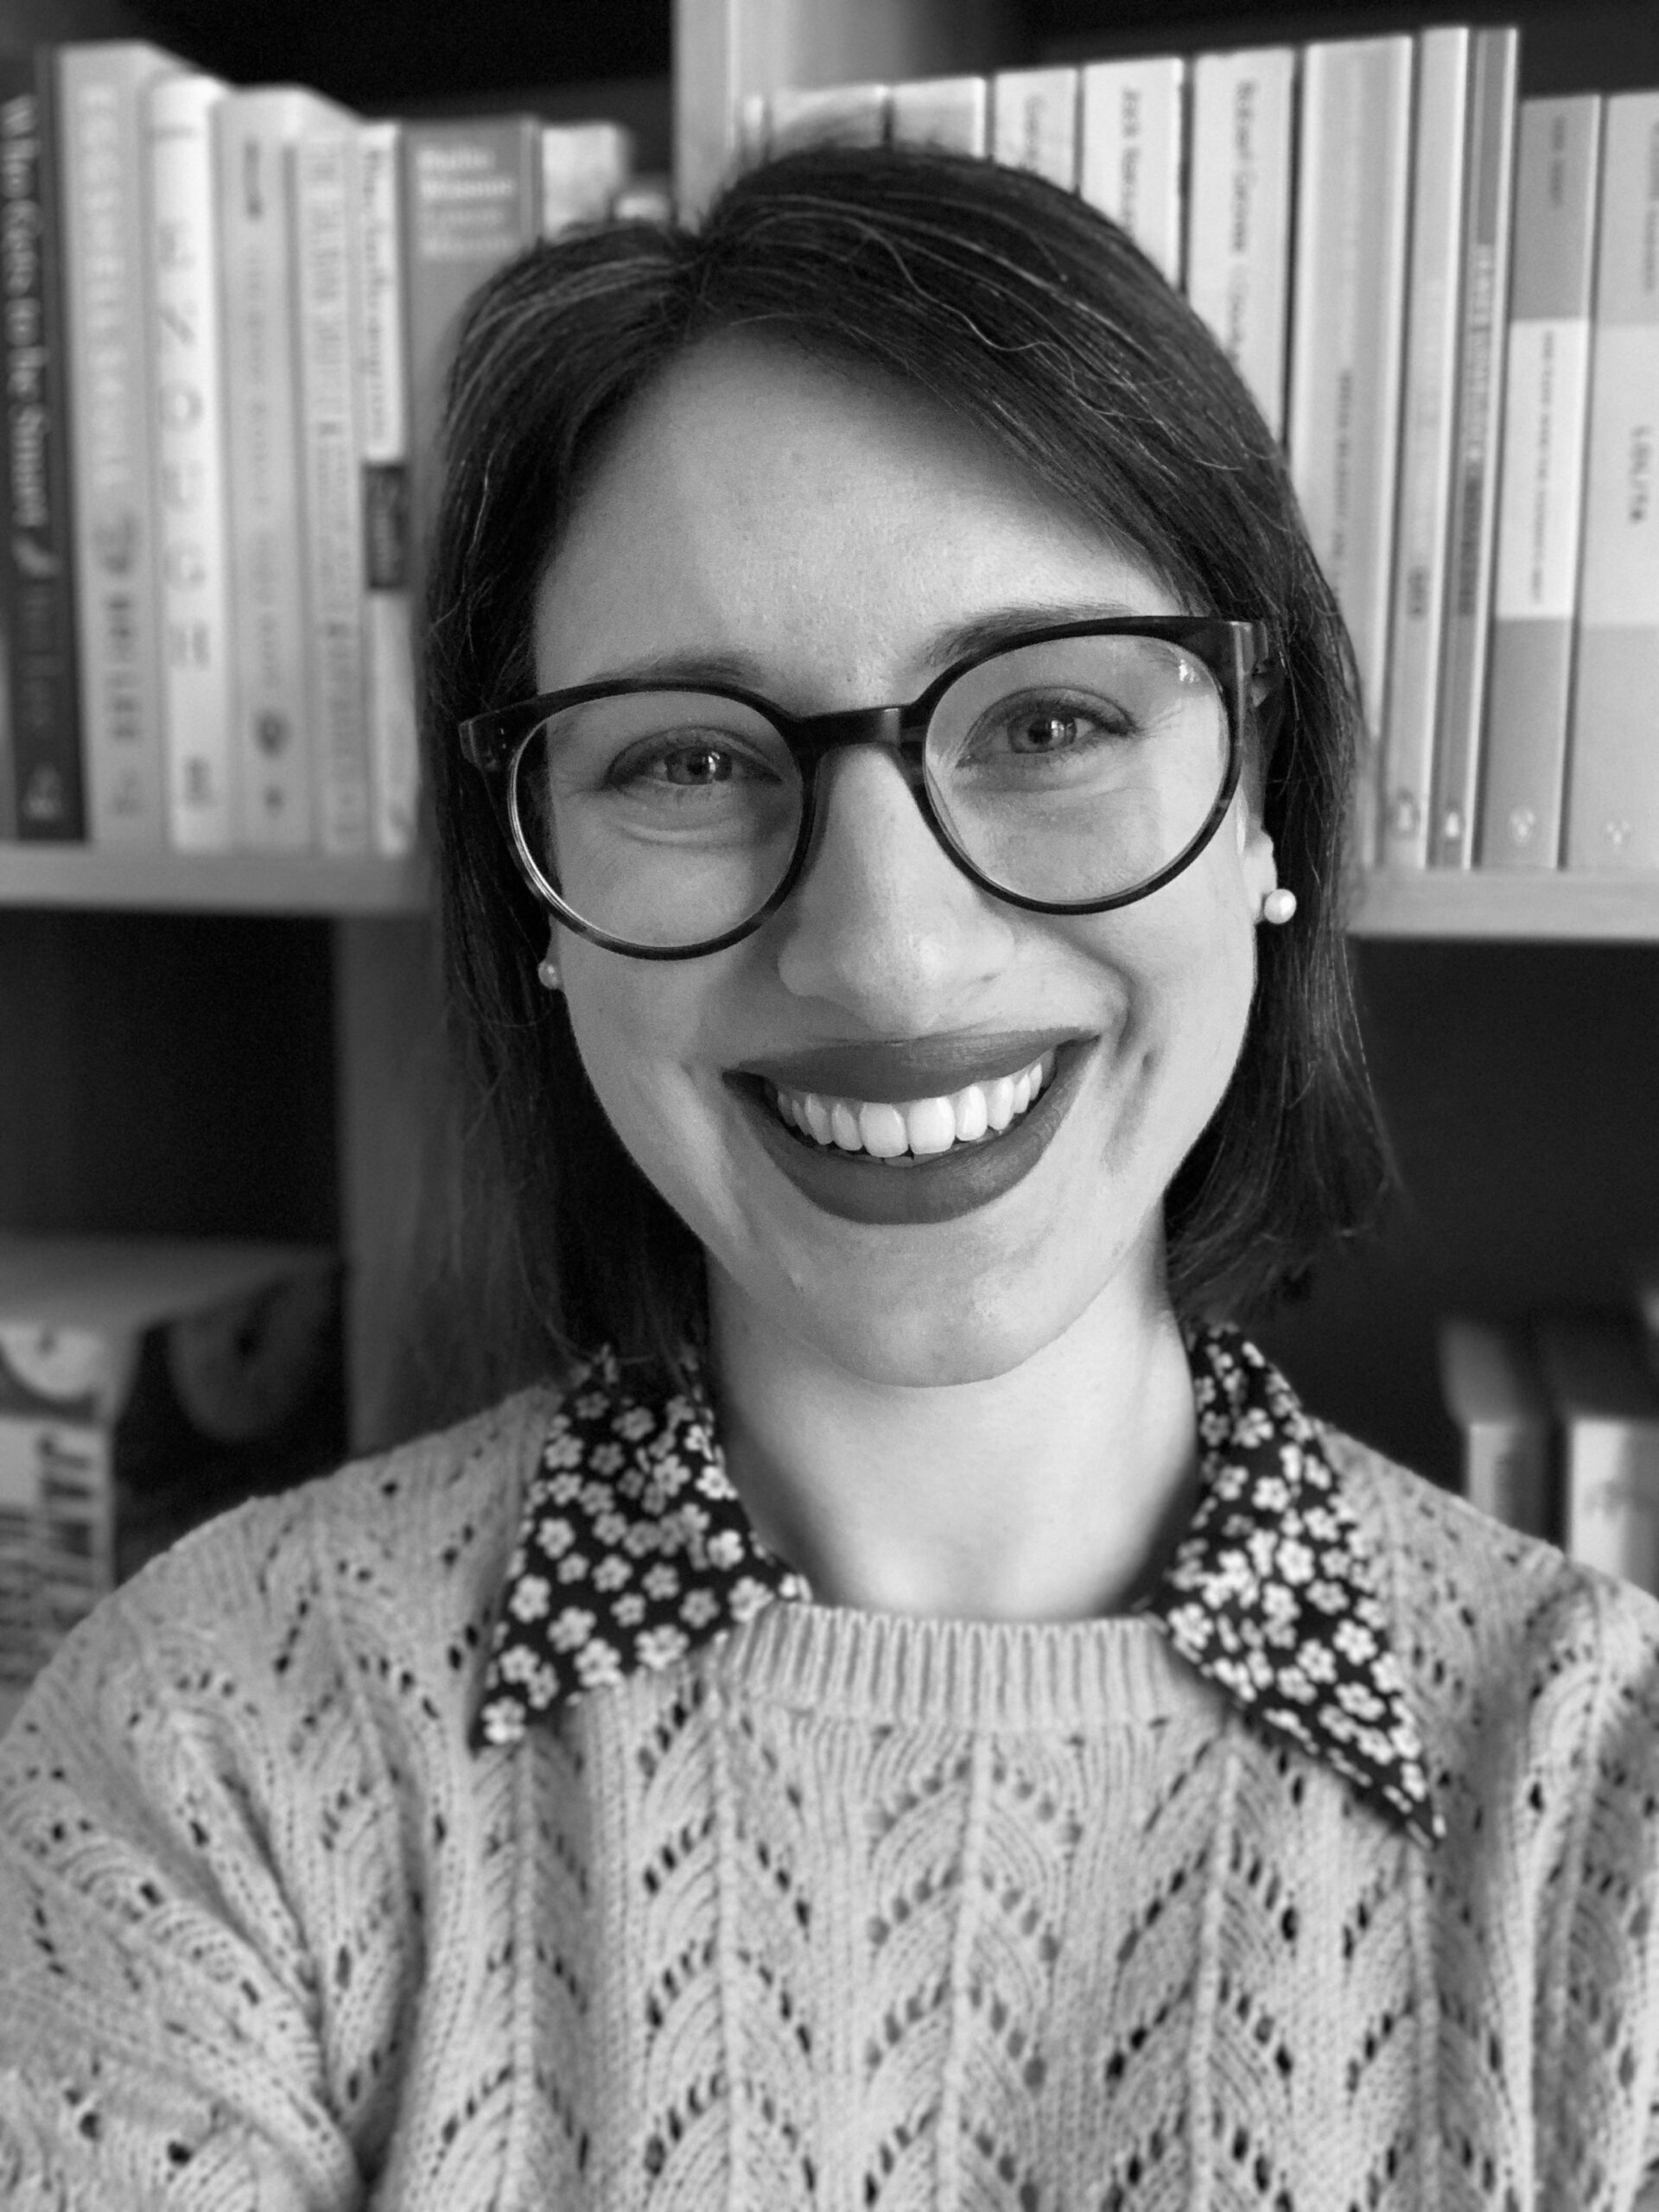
left=532, top=335, right=1179, bottom=699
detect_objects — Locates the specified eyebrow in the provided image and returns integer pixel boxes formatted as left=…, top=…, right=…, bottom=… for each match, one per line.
left=574, top=600, right=1154, bottom=697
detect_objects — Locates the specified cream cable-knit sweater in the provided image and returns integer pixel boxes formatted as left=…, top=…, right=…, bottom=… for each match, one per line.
left=3, top=1386, right=1659, bottom=2209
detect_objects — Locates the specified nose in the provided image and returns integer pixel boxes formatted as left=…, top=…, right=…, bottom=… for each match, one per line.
left=771, top=745, right=1018, bottom=1026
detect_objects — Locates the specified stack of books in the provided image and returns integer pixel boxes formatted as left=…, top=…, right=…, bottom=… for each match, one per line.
left=747, top=29, right=1659, bottom=880
left=1440, top=1277, right=1659, bottom=1592
left=0, top=41, right=649, bottom=858
left=0, top=1234, right=346, bottom=1729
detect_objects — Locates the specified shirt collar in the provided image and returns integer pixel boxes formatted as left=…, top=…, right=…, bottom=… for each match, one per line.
left=475, top=1325, right=1440, bottom=1846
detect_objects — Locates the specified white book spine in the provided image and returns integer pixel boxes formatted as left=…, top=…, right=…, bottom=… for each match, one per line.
left=218, top=91, right=316, bottom=850
left=1380, top=28, right=1471, bottom=869
left=1186, top=48, right=1297, bottom=441
left=355, top=119, right=416, bottom=858
left=1480, top=97, right=1601, bottom=870
left=1566, top=1416, right=1659, bottom=1595
left=541, top=121, right=633, bottom=238
left=1078, top=57, right=1186, bottom=288
left=145, top=73, right=235, bottom=851
left=766, top=84, right=889, bottom=155
left=990, top=67, right=1079, bottom=190
left=1566, top=92, right=1659, bottom=871
left=58, top=44, right=179, bottom=849
left=888, top=75, right=988, bottom=157
left=1287, top=37, right=1414, bottom=866
left=291, top=129, right=371, bottom=856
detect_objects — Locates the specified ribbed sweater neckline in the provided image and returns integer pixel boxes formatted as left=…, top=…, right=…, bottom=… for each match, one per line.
left=710, top=1599, right=1206, bottom=1732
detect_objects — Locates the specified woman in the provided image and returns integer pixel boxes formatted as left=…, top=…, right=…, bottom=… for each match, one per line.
left=4, top=143, right=1659, bottom=2209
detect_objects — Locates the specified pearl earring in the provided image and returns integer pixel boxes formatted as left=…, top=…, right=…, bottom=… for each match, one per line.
left=537, top=935, right=562, bottom=990
left=1260, top=887, right=1297, bottom=925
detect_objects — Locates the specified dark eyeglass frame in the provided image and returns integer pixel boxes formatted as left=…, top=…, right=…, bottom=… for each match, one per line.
left=459, top=615, right=1282, bottom=961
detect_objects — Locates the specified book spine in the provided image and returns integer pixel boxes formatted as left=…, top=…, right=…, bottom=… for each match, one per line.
left=888, top=75, right=988, bottom=157
left=356, top=118, right=417, bottom=857
left=1078, top=56, right=1186, bottom=289
left=1286, top=36, right=1414, bottom=869
left=1479, top=97, right=1601, bottom=870
left=1465, top=1417, right=1555, bottom=1541
left=1565, top=1414, right=1659, bottom=1596
left=541, top=120, right=633, bottom=238
left=1427, top=26, right=1519, bottom=870
left=58, top=44, right=180, bottom=849
left=766, top=84, right=889, bottom=155
left=1379, top=28, right=1471, bottom=870
left=990, top=66, right=1079, bottom=191
left=1565, top=92, right=1659, bottom=872
left=401, top=118, right=540, bottom=587
left=1185, top=48, right=1297, bottom=442
left=291, top=126, right=371, bottom=857
left=145, top=73, right=235, bottom=850
left=218, top=92, right=314, bottom=849
left=0, top=1415, right=110, bottom=1697
left=0, top=54, right=84, bottom=841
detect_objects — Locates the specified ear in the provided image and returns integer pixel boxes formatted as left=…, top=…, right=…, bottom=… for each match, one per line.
left=1233, top=790, right=1280, bottom=912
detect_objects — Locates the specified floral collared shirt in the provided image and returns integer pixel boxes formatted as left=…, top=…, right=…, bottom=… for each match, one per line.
left=476, top=1324, right=1440, bottom=1846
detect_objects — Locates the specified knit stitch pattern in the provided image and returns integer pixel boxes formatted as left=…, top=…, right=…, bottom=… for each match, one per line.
left=3, top=1389, right=1659, bottom=2209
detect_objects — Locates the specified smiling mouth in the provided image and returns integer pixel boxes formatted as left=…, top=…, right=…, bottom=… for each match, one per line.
left=766, top=1051, right=1054, bottom=1163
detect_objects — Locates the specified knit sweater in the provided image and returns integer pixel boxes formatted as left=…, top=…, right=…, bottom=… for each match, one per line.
left=3, top=1386, right=1659, bottom=2209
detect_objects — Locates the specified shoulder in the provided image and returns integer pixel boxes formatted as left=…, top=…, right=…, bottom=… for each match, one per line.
left=1321, top=1422, right=1659, bottom=1831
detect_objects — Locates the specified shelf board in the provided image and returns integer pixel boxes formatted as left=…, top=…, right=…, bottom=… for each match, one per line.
left=2, top=849, right=1655, bottom=938
left=1351, top=868, right=1659, bottom=942
left=0, top=845, right=428, bottom=916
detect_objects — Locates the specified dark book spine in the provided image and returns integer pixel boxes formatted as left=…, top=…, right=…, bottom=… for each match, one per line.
left=0, top=50, right=84, bottom=840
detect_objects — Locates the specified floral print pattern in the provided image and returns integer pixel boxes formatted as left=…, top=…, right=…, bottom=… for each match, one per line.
left=475, top=1327, right=1439, bottom=1846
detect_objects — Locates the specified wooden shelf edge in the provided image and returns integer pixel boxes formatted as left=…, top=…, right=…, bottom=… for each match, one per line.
left=1350, top=868, right=1659, bottom=942
left=0, top=846, right=429, bottom=916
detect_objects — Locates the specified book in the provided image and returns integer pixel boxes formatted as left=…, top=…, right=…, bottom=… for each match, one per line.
left=1185, top=47, right=1297, bottom=441
left=356, top=118, right=417, bottom=857
left=217, top=87, right=346, bottom=851
left=1078, top=56, right=1185, bottom=288
left=401, top=117, right=540, bottom=585
left=1286, top=35, right=1414, bottom=868
left=1379, top=28, right=1473, bottom=870
left=1438, top=1315, right=1555, bottom=1540
left=145, top=70, right=236, bottom=851
left=990, top=66, right=1078, bottom=190
left=1536, top=1314, right=1659, bottom=1597
left=1564, top=92, right=1659, bottom=873
left=1479, top=97, right=1602, bottom=871
left=57, top=41, right=186, bottom=849
left=888, top=74, right=988, bottom=157
left=541, top=119, right=633, bottom=238
left=1427, top=26, right=1519, bottom=870
left=0, top=51, right=83, bottom=842
left=766, top=83, right=889, bottom=155
left=0, top=1236, right=344, bottom=1728
left=291, top=118, right=372, bottom=856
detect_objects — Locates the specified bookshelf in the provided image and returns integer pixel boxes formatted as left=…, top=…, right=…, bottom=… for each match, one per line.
left=3, top=0, right=1658, bottom=1489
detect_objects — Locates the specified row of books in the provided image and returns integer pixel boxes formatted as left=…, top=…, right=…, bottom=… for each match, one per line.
left=0, top=41, right=654, bottom=855
left=0, top=1235, right=346, bottom=1731
left=1442, top=1287, right=1659, bottom=1593
left=747, top=28, right=1659, bottom=877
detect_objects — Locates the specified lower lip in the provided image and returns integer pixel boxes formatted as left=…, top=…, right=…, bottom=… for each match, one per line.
left=729, top=1044, right=1090, bottom=1226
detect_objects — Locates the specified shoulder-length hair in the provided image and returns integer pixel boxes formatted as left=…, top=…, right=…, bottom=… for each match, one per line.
left=414, top=142, right=1387, bottom=1413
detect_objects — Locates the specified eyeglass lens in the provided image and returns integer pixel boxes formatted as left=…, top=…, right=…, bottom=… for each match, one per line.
left=511, top=634, right=1231, bottom=950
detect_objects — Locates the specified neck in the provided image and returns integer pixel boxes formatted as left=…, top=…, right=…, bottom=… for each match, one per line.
left=706, top=1268, right=1199, bottom=1623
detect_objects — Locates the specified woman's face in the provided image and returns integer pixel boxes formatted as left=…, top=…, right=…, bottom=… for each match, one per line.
left=534, top=337, right=1279, bottom=1385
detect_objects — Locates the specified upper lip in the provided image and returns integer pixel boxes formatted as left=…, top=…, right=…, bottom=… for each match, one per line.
left=729, top=1028, right=1088, bottom=1103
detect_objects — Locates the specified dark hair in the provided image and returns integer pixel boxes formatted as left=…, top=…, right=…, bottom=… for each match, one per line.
left=415, top=141, right=1387, bottom=1412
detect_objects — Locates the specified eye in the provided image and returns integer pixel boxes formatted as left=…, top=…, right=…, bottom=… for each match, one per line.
left=965, top=690, right=1140, bottom=764
left=607, top=731, right=785, bottom=793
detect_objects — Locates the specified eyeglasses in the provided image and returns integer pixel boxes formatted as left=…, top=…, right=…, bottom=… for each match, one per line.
left=459, top=616, right=1281, bottom=961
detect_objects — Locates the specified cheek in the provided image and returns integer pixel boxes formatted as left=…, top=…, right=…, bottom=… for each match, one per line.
left=559, top=953, right=734, bottom=1199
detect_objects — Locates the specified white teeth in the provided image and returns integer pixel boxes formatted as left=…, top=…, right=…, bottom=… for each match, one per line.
left=772, top=1052, right=1055, bottom=1160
